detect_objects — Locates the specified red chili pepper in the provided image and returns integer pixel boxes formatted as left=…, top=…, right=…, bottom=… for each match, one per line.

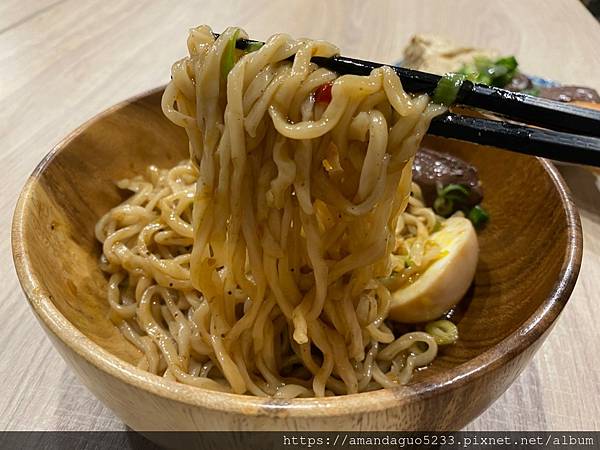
left=314, top=82, right=333, bottom=104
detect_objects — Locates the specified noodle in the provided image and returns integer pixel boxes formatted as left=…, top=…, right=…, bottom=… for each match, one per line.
left=96, top=26, right=459, bottom=397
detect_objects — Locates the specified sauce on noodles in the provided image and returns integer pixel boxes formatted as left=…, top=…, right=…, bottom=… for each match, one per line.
left=95, top=26, right=475, bottom=397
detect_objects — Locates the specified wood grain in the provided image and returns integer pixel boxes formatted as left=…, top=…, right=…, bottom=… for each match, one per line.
left=11, top=87, right=581, bottom=432
left=2, top=0, right=600, bottom=433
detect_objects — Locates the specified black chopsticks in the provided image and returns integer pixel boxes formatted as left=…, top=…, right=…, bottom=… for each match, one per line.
left=428, top=113, right=600, bottom=166
left=313, top=55, right=600, bottom=139
left=229, top=35, right=600, bottom=167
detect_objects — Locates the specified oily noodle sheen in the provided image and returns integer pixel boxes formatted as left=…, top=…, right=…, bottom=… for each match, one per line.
left=96, top=26, right=453, bottom=398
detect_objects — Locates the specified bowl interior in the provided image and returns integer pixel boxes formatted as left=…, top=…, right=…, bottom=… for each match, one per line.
left=15, top=89, right=574, bottom=387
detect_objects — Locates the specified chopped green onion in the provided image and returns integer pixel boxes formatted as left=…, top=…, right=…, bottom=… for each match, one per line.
left=458, top=55, right=519, bottom=88
left=221, top=29, right=240, bottom=79
left=425, top=320, right=459, bottom=346
left=432, top=221, right=442, bottom=233
left=468, top=205, right=489, bottom=227
left=434, top=183, right=489, bottom=226
left=433, top=72, right=466, bottom=106
left=440, top=183, right=470, bottom=201
left=433, top=183, right=470, bottom=217
left=433, top=196, right=454, bottom=217
left=495, top=56, right=518, bottom=72
left=245, top=41, right=264, bottom=53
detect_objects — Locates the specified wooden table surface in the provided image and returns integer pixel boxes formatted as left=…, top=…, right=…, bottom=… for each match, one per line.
left=2, top=0, right=600, bottom=432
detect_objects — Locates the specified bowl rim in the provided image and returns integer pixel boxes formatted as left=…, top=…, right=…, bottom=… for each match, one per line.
left=11, top=86, right=583, bottom=418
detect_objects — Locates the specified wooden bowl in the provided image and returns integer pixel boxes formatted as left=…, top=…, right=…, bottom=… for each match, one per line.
left=12, top=87, right=582, bottom=432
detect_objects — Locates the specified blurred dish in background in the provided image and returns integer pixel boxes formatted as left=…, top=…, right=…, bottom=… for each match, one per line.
left=402, top=34, right=600, bottom=174
left=401, top=34, right=600, bottom=106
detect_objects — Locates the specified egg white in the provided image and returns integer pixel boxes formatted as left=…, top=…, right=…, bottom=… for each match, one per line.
left=389, top=217, right=479, bottom=323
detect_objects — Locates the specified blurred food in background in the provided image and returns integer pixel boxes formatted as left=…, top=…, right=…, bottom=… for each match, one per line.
left=402, top=34, right=600, bottom=105
left=402, top=34, right=600, bottom=174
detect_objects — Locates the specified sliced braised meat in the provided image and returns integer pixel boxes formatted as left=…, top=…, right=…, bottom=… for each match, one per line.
left=412, top=147, right=483, bottom=207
